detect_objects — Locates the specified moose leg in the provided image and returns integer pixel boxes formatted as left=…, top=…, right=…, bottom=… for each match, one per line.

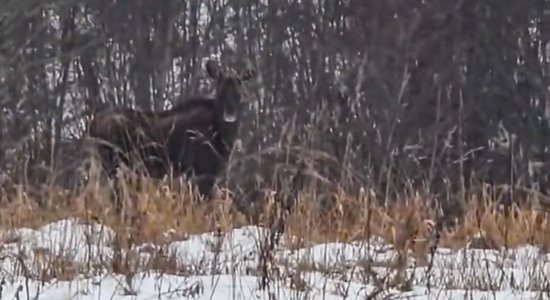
left=190, top=175, right=217, bottom=200
left=94, top=146, right=117, bottom=209
left=101, top=148, right=124, bottom=216
left=110, top=169, right=124, bottom=217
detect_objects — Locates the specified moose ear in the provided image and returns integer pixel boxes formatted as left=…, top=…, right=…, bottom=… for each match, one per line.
left=205, top=60, right=222, bottom=80
left=240, top=68, right=256, bottom=82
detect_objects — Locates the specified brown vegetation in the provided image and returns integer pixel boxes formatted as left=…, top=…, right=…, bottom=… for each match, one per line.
left=1, top=169, right=549, bottom=254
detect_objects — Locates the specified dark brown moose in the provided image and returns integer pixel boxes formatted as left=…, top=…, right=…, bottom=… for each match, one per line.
left=86, top=59, right=255, bottom=200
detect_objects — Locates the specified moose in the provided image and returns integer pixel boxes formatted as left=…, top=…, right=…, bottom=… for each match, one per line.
left=86, top=59, right=255, bottom=202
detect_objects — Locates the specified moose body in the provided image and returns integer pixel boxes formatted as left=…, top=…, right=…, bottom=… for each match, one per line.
left=86, top=60, right=255, bottom=199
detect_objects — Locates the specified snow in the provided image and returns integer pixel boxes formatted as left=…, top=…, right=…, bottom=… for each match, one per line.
left=0, top=218, right=549, bottom=299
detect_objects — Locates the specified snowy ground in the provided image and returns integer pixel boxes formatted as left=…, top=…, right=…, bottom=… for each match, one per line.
left=0, top=218, right=549, bottom=299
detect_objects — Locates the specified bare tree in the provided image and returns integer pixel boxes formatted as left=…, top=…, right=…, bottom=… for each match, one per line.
left=1, top=0, right=549, bottom=218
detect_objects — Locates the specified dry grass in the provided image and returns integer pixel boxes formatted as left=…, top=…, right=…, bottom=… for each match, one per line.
left=1, top=166, right=550, bottom=293
left=1, top=171, right=550, bottom=252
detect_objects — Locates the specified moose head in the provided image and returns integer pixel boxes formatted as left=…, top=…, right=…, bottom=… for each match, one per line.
left=205, top=60, right=256, bottom=123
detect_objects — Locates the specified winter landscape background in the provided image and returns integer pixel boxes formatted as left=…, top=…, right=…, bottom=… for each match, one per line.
left=2, top=1, right=550, bottom=299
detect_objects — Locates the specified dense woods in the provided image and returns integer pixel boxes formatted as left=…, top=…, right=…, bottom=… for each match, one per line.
left=1, top=0, right=550, bottom=217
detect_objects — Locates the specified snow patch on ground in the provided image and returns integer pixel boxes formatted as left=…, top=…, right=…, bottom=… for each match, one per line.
left=0, top=218, right=549, bottom=299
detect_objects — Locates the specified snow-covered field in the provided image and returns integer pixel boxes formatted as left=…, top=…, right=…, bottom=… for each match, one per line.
left=0, top=218, right=549, bottom=299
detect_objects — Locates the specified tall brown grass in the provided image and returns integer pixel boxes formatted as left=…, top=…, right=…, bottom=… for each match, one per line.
left=1, top=167, right=549, bottom=254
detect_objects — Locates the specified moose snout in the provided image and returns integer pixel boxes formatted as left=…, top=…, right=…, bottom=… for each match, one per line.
left=223, top=103, right=238, bottom=122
